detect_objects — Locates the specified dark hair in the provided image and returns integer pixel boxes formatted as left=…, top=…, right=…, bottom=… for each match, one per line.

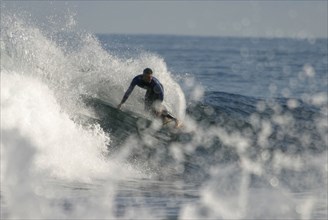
left=143, top=68, right=153, bottom=75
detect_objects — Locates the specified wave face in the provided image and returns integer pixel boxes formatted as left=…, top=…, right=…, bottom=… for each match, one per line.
left=1, top=11, right=327, bottom=220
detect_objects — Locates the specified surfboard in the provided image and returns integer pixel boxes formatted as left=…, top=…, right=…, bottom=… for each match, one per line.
left=80, top=95, right=185, bottom=143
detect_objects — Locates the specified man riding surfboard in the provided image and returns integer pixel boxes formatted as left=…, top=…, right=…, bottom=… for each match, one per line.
left=118, top=68, right=181, bottom=127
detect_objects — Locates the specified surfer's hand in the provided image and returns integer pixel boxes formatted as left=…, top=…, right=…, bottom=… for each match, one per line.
left=117, top=103, right=122, bottom=109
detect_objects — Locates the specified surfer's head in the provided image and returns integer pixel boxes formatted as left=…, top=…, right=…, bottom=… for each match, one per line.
left=142, top=68, right=153, bottom=83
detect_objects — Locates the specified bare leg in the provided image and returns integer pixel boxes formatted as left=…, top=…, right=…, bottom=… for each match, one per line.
left=161, top=110, right=180, bottom=127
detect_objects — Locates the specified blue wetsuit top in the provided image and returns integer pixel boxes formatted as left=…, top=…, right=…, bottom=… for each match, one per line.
left=121, top=75, right=164, bottom=104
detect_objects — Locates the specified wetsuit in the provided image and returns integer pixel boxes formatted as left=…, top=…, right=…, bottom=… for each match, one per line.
left=121, top=75, right=164, bottom=111
left=121, top=75, right=177, bottom=122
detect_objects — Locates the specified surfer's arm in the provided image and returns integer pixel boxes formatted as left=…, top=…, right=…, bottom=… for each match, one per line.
left=154, top=83, right=164, bottom=102
left=118, top=78, right=138, bottom=108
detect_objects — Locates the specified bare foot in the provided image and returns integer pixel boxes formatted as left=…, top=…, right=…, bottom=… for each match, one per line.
left=175, top=119, right=182, bottom=128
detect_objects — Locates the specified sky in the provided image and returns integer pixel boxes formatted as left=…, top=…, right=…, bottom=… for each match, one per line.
left=2, top=1, right=328, bottom=39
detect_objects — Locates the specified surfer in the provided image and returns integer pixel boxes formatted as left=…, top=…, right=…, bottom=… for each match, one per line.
left=117, top=68, right=180, bottom=127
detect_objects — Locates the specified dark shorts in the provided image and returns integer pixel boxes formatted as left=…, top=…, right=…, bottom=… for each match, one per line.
left=144, top=92, right=161, bottom=112
left=144, top=96, right=175, bottom=122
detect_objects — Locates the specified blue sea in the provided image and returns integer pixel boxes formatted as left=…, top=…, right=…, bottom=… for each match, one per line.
left=1, top=12, right=327, bottom=219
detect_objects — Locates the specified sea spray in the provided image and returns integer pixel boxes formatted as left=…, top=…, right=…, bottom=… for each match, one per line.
left=1, top=7, right=327, bottom=220
left=1, top=10, right=186, bottom=219
left=1, top=72, right=110, bottom=180
left=1, top=11, right=186, bottom=119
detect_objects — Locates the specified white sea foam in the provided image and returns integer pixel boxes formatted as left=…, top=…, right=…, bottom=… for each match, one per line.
left=1, top=8, right=327, bottom=220
left=0, top=10, right=187, bottom=218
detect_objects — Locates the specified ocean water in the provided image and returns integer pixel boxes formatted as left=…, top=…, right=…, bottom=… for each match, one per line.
left=1, top=11, right=327, bottom=220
